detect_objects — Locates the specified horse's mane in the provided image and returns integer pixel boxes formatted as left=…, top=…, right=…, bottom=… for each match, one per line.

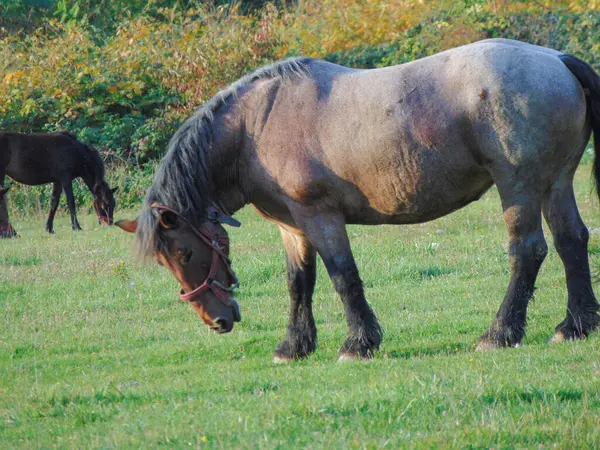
left=84, top=143, right=105, bottom=181
left=135, top=56, right=312, bottom=259
left=77, top=138, right=106, bottom=186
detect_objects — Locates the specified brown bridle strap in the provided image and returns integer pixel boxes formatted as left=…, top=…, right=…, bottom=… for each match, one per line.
left=149, top=203, right=239, bottom=307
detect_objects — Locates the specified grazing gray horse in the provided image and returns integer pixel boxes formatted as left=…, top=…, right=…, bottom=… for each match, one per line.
left=117, top=39, right=600, bottom=361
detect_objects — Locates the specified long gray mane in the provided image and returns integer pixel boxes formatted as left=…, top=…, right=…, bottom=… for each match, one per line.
left=136, top=56, right=312, bottom=258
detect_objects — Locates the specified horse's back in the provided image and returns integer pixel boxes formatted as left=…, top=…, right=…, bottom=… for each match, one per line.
left=1, top=132, right=90, bottom=185
left=247, top=40, right=590, bottom=225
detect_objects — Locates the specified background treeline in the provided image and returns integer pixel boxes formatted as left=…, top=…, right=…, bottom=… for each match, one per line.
left=1, top=0, right=599, bottom=213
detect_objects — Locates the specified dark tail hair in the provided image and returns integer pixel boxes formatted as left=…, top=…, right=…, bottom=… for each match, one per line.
left=559, top=54, right=600, bottom=197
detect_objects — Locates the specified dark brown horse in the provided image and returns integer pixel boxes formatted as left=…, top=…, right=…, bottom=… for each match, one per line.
left=0, top=131, right=118, bottom=235
left=117, top=39, right=600, bottom=361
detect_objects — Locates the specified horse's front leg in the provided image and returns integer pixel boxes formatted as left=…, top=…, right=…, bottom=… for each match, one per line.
left=292, top=211, right=382, bottom=360
left=61, top=180, right=82, bottom=231
left=273, top=226, right=318, bottom=362
left=45, top=183, right=62, bottom=234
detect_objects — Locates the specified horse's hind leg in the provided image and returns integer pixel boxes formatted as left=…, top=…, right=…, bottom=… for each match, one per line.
left=290, top=211, right=382, bottom=360
left=543, top=183, right=600, bottom=341
left=0, top=170, right=17, bottom=238
left=478, top=191, right=548, bottom=350
left=45, top=183, right=62, bottom=234
left=273, top=226, right=318, bottom=362
left=61, top=180, right=81, bottom=231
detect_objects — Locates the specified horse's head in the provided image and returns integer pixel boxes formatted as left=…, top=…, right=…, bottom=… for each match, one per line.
left=116, top=205, right=242, bottom=333
left=93, top=181, right=118, bottom=225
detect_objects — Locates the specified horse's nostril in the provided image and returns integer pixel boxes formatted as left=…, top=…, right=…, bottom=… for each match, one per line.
left=213, top=317, right=232, bottom=333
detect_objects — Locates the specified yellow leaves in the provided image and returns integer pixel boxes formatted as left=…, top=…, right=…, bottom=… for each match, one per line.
left=107, top=81, right=145, bottom=96
left=483, top=0, right=600, bottom=13
left=568, top=0, right=600, bottom=11
left=278, top=0, right=429, bottom=57
left=2, top=71, right=24, bottom=86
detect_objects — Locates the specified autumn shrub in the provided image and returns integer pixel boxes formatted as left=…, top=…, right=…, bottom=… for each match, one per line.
left=0, top=3, right=278, bottom=163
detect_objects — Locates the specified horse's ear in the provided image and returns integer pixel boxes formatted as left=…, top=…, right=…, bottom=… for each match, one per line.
left=220, top=215, right=241, bottom=227
left=158, top=210, right=179, bottom=229
left=206, top=206, right=241, bottom=227
left=111, top=186, right=119, bottom=194
left=115, top=218, right=138, bottom=233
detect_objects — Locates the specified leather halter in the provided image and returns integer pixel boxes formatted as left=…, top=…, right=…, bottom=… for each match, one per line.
left=150, top=203, right=239, bottom=307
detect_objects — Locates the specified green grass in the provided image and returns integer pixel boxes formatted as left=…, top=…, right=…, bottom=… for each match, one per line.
left=2, top=166, right=600, bottom=449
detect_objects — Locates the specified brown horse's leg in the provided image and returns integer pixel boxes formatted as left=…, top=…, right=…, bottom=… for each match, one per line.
left=273, top=226, right=318, bottom=362
left=478, top=196, right=547, bottom=350
left=61, top=180, right=82, bottom=231
left=45, top=183, right=62, bottom=234
left=543, top=185, right=600, bottom=342
left=291, top=212, right=382, bottom=359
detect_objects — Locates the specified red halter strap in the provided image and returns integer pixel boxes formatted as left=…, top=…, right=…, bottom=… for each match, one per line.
left=93, top=198, right=111, bottom=224
left=149, top=203, right=239, bottom=307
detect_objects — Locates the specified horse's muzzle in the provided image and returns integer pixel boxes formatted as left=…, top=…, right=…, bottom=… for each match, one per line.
left=210, top=300, right=241, bottom=334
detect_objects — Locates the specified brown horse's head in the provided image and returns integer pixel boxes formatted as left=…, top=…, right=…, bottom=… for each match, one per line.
left=116, top=206, right=241, bottom=333
left=93, top=181, right=118, bottom=225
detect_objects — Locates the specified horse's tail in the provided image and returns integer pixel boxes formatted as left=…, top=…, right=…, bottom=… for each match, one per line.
left=559, top=54, right=600, bottom=196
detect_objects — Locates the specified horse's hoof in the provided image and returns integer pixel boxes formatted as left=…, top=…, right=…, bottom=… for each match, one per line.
left=475, top=340, right=500, bottom=352
left=548, top=331, right=566, bottom=344
left=273, top=355, right=293, bottom=364
left=0, top=229, right=18, bottom=239
left=476, top=340, right=520, bottom=351
left=338, top=352, right=372, bottom=362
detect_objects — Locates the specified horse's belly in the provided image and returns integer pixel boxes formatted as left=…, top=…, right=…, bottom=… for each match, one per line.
left=347, top=170, right=493, bottom=225
left=5, top=160, right=55, bottom=185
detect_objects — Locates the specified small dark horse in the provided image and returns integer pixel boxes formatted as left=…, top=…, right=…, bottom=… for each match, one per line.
left=117, top=39, right=600, bottom=361
left=0, top=131, right=117, bottom=236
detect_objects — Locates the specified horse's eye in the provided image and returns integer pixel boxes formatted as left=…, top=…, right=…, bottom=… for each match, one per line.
left=178, top=248, right=192, bottom=265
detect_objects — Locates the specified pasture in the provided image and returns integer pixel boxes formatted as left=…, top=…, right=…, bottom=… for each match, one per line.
left=2, top=163, right=600, bottom=449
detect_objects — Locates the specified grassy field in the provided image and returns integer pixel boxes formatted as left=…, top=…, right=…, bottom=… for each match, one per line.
left=2, top=164, right=600, bottom=449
